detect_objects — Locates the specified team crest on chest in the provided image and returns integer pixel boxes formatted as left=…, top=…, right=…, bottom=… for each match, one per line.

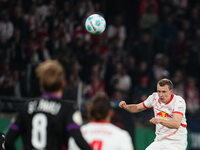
left=156, top=111, right=172, bottom=119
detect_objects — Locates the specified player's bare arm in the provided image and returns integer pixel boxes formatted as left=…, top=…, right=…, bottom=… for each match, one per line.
left=119, top=101, right=146, bottom=113
left=149, top=113, right=183, bottom=129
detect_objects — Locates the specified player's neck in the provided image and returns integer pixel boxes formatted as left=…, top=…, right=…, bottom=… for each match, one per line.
left=92, top=116, right=111, bottom=123
left=105, top=116, right=111, bottom=122
left=163, top=93, right=174, bottom=104
left=43, top=90, right=62, bottom=99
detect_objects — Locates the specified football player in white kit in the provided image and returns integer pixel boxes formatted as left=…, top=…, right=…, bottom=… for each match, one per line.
left=68, top=94, right=134, bottom=150
left=119, top=78, right=187, bottom=150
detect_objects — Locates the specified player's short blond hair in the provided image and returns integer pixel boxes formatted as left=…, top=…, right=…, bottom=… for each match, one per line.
left=157, top=78, right=173, bottom=90
left=36, top=60, right=65, bottom=92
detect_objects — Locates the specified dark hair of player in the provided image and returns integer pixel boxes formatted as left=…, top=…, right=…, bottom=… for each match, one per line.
left=87, top=94, right=111, bottom=121
left=157, top=78, right=173, bottom=90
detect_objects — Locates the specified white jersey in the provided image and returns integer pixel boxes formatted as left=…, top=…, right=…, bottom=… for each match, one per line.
left=68, top=121, right=134, bottom=150
left=143, top=93, right=187, bottom=141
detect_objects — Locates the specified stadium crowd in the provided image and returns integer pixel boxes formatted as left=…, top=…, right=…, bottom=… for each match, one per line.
left=0, top=0, right=200, bottom=137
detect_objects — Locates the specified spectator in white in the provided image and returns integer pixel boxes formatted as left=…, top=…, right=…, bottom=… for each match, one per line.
left=111, top=62, right=131, bottom=93
left=139, top=4, right=158, bottom=31
left=39, top=40, right=51, bottom=61
left=0, top=12, right=14, bottom=44
left=107, top=15, right=126, bottom=48
left=152, top=53, right=170, bottom=81
left=69, top=94, right=134, bottom=150
left=35, top=0, right=49, bottom=25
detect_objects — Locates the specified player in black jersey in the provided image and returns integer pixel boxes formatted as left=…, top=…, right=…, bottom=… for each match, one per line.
left=5, top=60, right=92, bottom=150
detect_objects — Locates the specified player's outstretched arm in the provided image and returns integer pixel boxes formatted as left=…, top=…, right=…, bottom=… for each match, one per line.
left=119, top=101, right=146, bottom=113
left=149, top=113, right=183, bottom=129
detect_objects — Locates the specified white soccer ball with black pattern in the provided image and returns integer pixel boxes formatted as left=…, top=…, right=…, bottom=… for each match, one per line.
left=85, top=14, right=106, bottom=34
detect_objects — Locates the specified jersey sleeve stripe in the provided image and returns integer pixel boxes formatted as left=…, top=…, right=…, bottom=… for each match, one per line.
left=164, top=129, right=178, bottom=139
left=142, top=102, right=150, bottom=109
left=66, top=123, right=80, bottom=131
left=181, top=124, right=187, bottom=128
left=10, top=124, right=19, bottom=130
left=173, top=111, right=183, bottom=116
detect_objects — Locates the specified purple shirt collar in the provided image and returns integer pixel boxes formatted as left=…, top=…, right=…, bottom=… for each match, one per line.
left=42, top=93, right=62, bottom=100
left=10, top=124, right=19, bottom=131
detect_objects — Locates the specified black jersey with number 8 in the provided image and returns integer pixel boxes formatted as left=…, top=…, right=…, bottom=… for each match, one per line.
left=5, top=97, right=83, bottom=150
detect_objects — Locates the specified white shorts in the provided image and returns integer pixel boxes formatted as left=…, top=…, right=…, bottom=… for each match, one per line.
left=145, top=138, right=187, bottom=150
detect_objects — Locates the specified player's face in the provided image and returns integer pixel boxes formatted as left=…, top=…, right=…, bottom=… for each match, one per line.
left=157, top=84, right=173, bottom=103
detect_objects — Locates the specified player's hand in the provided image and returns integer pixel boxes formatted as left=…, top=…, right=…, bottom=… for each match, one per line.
left=149, top=117, right=162, bottom=125
left=119, top=101, right=127, bottom=109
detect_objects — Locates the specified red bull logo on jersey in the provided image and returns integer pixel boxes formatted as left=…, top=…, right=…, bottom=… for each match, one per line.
left=156, top=111, right=172, bottom=119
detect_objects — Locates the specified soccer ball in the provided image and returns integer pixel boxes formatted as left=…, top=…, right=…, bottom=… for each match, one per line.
left=85, top=14, right=106, bottom=34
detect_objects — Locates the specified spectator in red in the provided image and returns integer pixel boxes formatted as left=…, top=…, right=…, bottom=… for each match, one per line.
left=139, top=0, right=159, bottom=15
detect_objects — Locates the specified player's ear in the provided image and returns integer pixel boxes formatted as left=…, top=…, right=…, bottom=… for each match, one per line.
left=61, top=80, right=66, bottom=88
left=170, top=89, right=173, bottom=93
left=109, top=109, right=115, bottom=118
